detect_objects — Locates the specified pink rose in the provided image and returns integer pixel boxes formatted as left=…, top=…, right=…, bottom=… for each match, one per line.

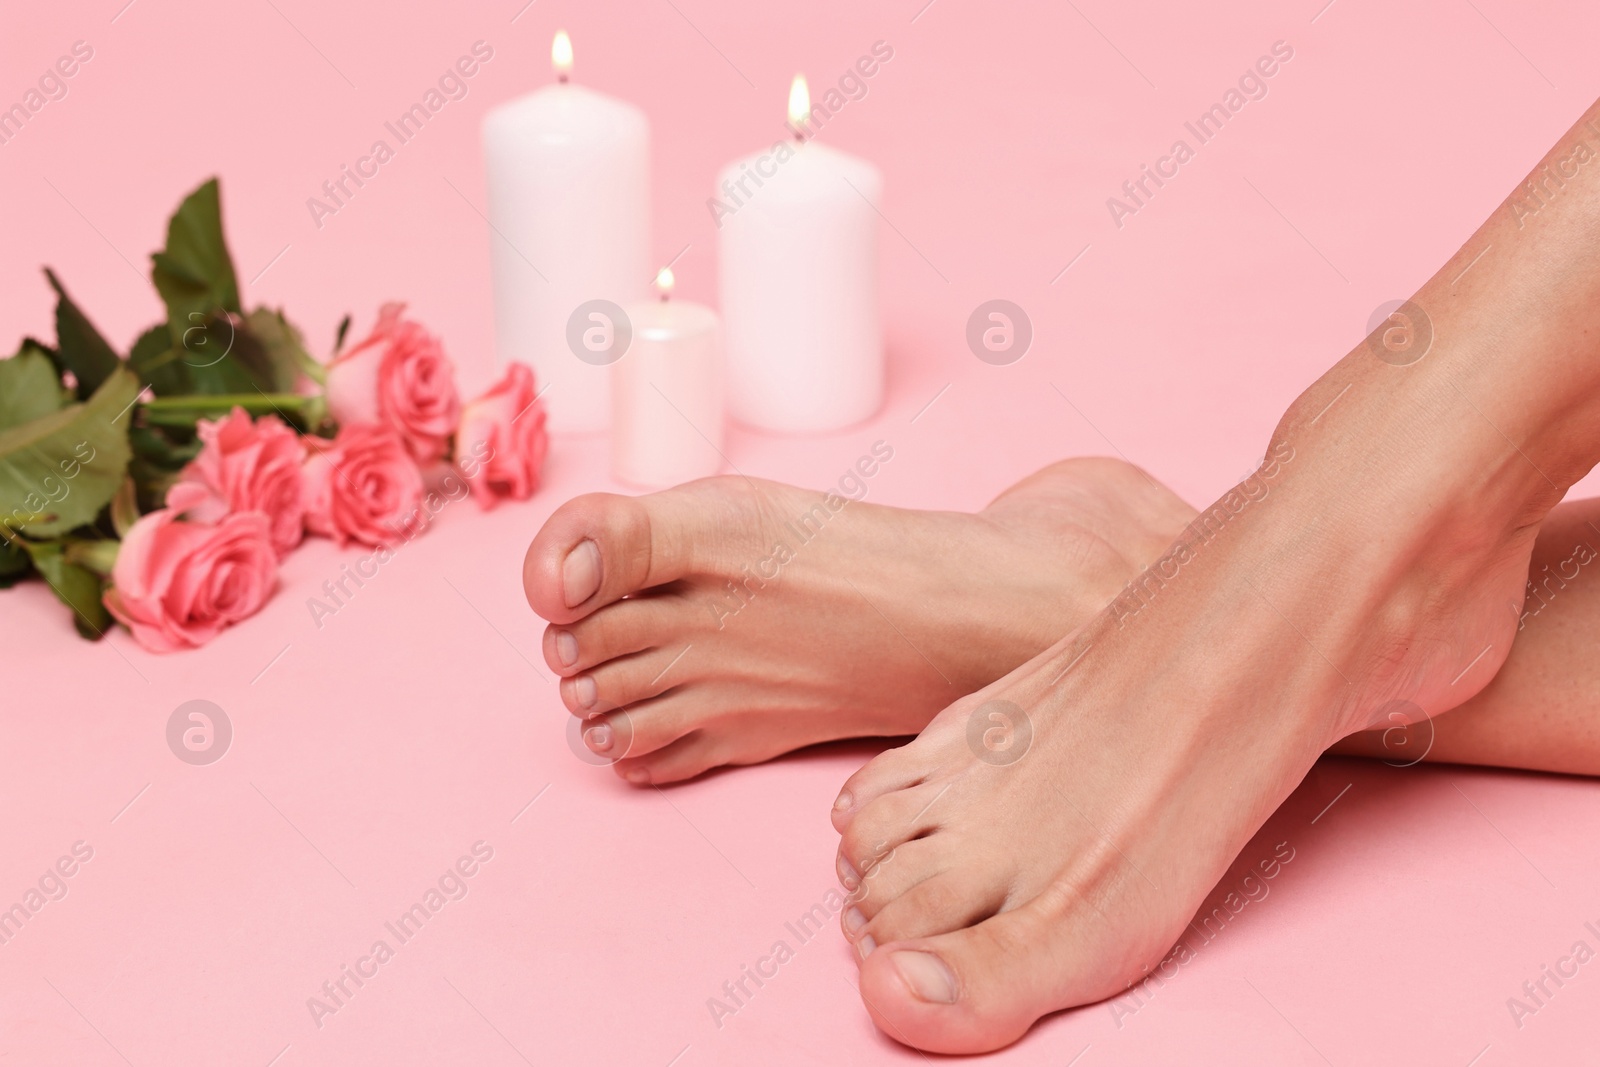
left=325, top=303, right=461, bottom=465
left=172, top=407, right=306, bottom=556
left=456, top=362, right=548, bottom=507
left=301, top=423, right=426, bottom=547
left=104, top=506, right=278, bottom=653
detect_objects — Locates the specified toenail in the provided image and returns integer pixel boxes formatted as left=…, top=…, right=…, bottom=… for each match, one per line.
left=584, top=724, right=613, bottom=752
left=573, top=676, right=597, bottom=708
left=892, top=951, right=958, bottom=1004
left=857, top=934, right=876, bottom=960
left=562, top=540, right=602, bottom=607
left=555, top=630, right=578, bottom=667
left=837, top=855, right=861, bottom=890
left=833, top=791, right=853, bottom=812
left=843, top=907, right=866, bottom=937
left=621, top=767, right=650, bottom=785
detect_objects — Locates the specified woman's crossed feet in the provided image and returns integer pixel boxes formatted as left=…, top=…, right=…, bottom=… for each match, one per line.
left=522, top=458, right=1194, bottom=783
left=828, top=385, right=1552, bottom=1052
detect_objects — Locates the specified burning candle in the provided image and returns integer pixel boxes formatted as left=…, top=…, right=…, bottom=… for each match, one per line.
left=716, top=74, right=883, bottom=434
left=611, top=267, right=725, bottom=488
left=482, top=30, right=650, bottom=433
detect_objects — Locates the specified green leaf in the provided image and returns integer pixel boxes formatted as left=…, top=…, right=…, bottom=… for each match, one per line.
left=0, top=341, right=68, bottom=430
left=45, top=269, right=122, bottom=400
left=127, top=322, right=189, bottom=396
left=151, top=179, right=241, bottom=355
left=0, top=536, right=31, bottom=588
left=24, top=540, right=111, bottom=639
left=246, top=307, right=316, bottom=390
left=0, top=366, right=139, bottom=539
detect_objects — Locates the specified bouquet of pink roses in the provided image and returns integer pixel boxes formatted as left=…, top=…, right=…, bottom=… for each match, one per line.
left=0, top=179, right=548, bottom=652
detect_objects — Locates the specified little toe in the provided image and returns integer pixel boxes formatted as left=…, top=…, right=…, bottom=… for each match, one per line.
left=611, top=730, right=724, bottom=785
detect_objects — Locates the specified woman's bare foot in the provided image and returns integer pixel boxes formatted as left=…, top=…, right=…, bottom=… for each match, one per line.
left=521, top=457, right=1194, bottom=783
left=827, top=94, right=1600, bottom=1053
left=830, top=427, right=1549, bottom=1052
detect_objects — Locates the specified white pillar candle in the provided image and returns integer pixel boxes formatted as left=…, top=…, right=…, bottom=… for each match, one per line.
left=612, top=268, right=725, bottom=488
left=716, top=75, right=883, bottom=434
left=482, top=31, right=650, bottom=433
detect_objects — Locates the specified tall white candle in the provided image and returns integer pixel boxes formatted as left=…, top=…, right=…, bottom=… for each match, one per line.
left=482, top=31, right=650, bottom=433
left=716, top=75, right=883, bottom=434
left=612, top=267, right=725, bottom=488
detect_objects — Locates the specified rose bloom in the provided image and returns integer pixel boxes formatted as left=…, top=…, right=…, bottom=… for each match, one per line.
left=456, top=362, right=549, bottom=507
left=173, top=407, right=305, bottom=556
left=104, top=496, right=278, bottom=653
left=301, top=422, right=426, bottom=547
left=325, top=303, right=460, bottom=465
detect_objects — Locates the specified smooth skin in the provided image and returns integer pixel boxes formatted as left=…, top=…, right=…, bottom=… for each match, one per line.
left=522, top=96, right=1600, bottom=1056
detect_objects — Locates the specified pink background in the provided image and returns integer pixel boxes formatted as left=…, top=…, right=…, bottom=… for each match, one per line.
left=4, top=0, right=1600, bottom=1062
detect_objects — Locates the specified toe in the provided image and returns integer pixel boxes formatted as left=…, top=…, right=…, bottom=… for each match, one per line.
left=838, top=780, right=951, bottom=877
left=857, top=897, right=1104, bottom=1054
left=611, top=730, right=724, bottom=785
left=581, top=689, right=715, bottom=761
left=523, top=489, right=701, bottom=625
left=856, top=868, right=1008, bottom=949
left=831, top=743, right=936, bottom=832
left=559, top=644, right=697, bottom=718
left=543, top=593, right=695, bottom=677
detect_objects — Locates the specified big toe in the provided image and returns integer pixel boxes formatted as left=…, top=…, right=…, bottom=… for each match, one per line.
left=858, top=902, right=1098, bottom=1055
left=523, top=490, right=697, bottom=624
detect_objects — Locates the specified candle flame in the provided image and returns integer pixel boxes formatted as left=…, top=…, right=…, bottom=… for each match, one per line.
left=787, top=74, right=810, bottom=131
left=552, top=30, right=573, bottom=79
left=655, top=266, right=675, bottom=299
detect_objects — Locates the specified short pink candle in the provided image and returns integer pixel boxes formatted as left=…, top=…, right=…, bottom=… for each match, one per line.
left=611, top=268, right=725, bottom=488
